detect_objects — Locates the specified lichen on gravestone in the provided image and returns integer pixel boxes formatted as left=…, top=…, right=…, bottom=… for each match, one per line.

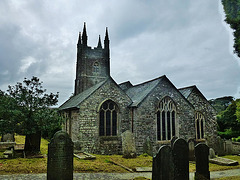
left=47, top=131, right=73, bottom=180
left=121, top=130, right=137, bottom=158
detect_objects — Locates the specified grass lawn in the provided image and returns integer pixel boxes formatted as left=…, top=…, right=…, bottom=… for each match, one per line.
left=0, top=135, right=240, bottom=175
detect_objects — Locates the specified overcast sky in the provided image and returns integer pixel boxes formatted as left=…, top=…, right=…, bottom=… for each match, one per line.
left=0, top=0, right=240, bottom=106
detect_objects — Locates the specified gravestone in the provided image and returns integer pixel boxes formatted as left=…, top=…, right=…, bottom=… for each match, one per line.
left=47, top=131, right=73, bottom=180
left=143, top=137, right=153, bottom=156
left=195, top=143, right=210, bottom=180
left=224, top=140, right=232, bottom=155
left=171, top=136, right=178, bottom=147
left=209, top=148, right=216, bottom=159
left=172, top=138, right=189, bottom=180
left=121, top=130, right=137, bottom=158
left=1, top=133, right=15, bottom=142
left=215, top=136, right=225, bottom=156
left=188, top=139, right=195, bottom=161
left=152, top=145, right=174, bottom=180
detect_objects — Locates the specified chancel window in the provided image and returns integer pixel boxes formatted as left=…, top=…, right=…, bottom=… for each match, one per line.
left=99, top=100, right=118, bottom=136
left=157, top=97, right=176, bottom=141
left=195, top=112, right=205, bottom=139
left=93, top=62, right=99, bottom=73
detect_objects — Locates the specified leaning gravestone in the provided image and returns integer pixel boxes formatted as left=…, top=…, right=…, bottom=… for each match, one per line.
left=152, top=145, right=174, bottom=180
left=188, top=138, right=195, bottom=161
left=121, top=130, right=137, bottom=158
left=172, top=138, right=189, bottom=180
left=195, top=143, right=210, bottom=180
left=143, top=137, right=153, bottom=156
left=47, top=131, right=73, bottom=180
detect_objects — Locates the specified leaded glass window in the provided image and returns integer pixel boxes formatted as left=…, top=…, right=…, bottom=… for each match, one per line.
left=99, top=100, right=118, bottom=136
left=157, top=97, right=176, bottom=141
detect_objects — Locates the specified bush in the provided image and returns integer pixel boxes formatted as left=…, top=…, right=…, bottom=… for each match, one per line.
left=218, top=129, right=240, bottom=139
left=232, top=136, right=240, bottom=142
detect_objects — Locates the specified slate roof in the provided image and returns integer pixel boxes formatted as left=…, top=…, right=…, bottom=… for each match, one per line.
left=178, top=86, right=195, bottom=99
left=59, top=80, right=107, bottom=110
left=123, top=76, right=165, bottom=107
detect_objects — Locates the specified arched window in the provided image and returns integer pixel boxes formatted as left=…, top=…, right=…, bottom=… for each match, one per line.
left=99, top=100, right=118, bottom=136
left=195, top=112, right=205, bottom=139
left=93, top=62, right=99, bottom=73
left=157, top=97, right=176, bottom=141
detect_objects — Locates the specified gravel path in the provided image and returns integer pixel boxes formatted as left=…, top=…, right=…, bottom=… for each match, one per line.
left=0, top=169, right=239, bottom=180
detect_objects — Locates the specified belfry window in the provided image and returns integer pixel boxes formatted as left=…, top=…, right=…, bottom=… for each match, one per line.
left=195, top=112, right=205, bottom=139
left=93, top=62, right=99, bottom=73
left=99, top=100, right=118, bottom=136
left=157, top=97, right=176, bottom=141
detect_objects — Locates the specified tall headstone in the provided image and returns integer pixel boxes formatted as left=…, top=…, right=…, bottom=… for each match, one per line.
left=152, top=145, right=174, bottom=180
left=143, top=137, right=153, bottom=156
left=215, top=136, right=225, bottom=156
left=47, top=131, right=73, bottom=180
left=188, top=138, right=195, bottom=161
left=195, top=143, right=210, bottom=180
left=1, top=133, right=15, bottom=142
left=172, top=138, right=189, bottom=180
left=121, top=130, right=137, bottom=158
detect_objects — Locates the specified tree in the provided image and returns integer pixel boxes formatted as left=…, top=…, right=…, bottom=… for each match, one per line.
left=217, top=99, right=240, bottom=139
left=0, top=90, right=22, bottom=135
left=222, top=0, right=240, bottom=58
left=7, top=76, right=60, bottom=153
left=236, top=99, right=240, bottom=122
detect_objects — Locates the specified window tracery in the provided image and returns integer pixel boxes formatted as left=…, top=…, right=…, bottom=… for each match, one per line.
left=157, top=97, right=176, bottom=141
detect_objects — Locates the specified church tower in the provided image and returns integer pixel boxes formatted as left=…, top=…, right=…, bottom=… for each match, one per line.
left=74, top=23, right=110, bottom=95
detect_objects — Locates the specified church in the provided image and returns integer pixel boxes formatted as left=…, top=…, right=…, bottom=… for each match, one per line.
left=59, top=23, right=218, bottom=155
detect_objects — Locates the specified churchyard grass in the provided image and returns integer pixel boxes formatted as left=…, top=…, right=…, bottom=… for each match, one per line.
left=0, top=135, right=240, bottom=174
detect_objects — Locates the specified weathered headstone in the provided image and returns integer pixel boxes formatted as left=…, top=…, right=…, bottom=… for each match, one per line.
left=143, top=137, right=153, bottom=156
left=209, top=148, right=216, bottom=159
left=1, top=133, right=15, bottom=142
left=47, top=131, right=73, bottom=180
left=195, top=143, right=210, bottom=180
left=172, top=138, right=189, bottom=180
left=152, top=145, right=174, bottom=180
left=215, top=136, right=225, bottom=156
left=121, top=130, right=137, bottom=158
left=188, top=138, right=195, bottom=161
left=224, top=140, right=232, bottom=155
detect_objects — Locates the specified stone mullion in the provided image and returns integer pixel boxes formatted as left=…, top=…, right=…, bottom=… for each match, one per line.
left=170, top=110, right=172, bottom=140
left=160, top=110, right=162, bottom=141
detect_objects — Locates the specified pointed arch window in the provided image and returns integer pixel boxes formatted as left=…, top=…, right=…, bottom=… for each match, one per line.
left=157, top=97, right=176, bottom=141
left=99, top=100, right=118, bottom=136
left=195, top=112, right=205, bottom=139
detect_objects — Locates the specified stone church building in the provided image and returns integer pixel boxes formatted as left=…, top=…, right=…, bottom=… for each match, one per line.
left=59, top=23, right=217, bottom=155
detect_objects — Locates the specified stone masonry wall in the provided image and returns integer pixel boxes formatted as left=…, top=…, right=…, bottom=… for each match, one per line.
left=75, top=79, right=132, bottom=154
left=133, top=78, right=195, bottom=155
left=187, top=89, right=218, bottom=150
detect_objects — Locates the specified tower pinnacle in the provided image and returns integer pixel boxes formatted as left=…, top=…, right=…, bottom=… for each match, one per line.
left=82, top=22, right=88, bottom=46
left=97, top=35, right=102, bottom=49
